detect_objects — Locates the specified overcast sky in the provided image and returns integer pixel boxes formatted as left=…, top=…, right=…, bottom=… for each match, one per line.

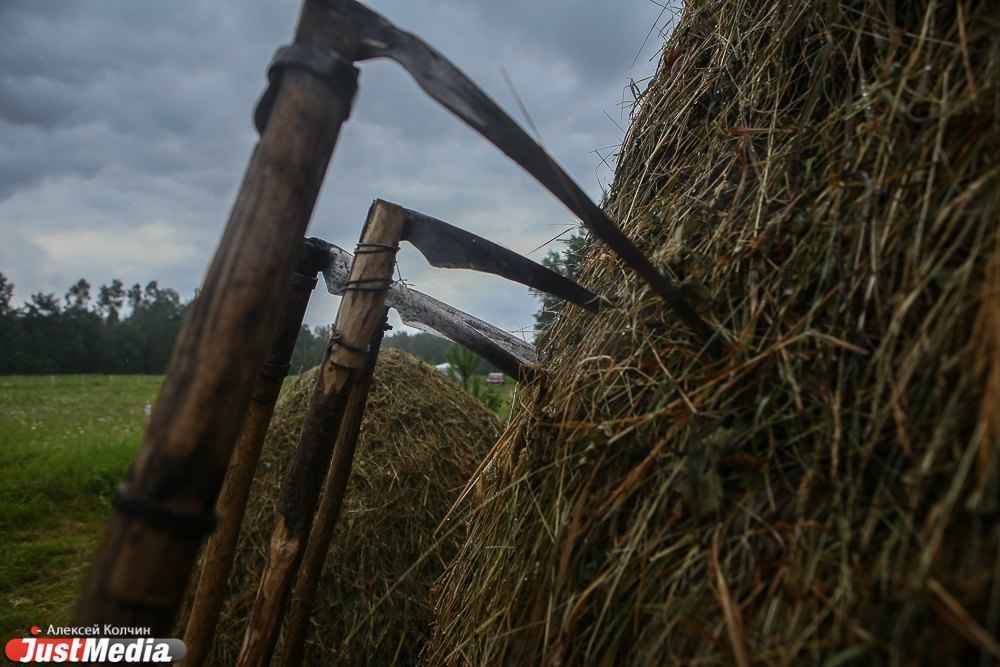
left=0, top=0, right=679, bottom=339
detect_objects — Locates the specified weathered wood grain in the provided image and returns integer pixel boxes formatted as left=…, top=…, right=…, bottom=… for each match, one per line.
left=278, top=306, right=389, bottom=667
left=179, top=240, right=328, bottom=667
left=235, top=201, right=404, bottom=667
left=72, top=1, right=360, bottom=637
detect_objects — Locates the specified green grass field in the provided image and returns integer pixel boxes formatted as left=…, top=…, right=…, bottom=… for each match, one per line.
left=0, top=369, right=514, bottom=642
left=492, top=378, right=516, bottom=422
left=466, top=374, right=518, bottom=422
left=0, top=375, right=160, bottom=640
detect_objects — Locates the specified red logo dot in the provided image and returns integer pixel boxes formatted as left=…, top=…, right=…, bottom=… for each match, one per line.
left=30, top=626, right=41, bottom=635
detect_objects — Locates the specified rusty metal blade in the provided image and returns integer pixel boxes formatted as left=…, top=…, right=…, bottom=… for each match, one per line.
left=390, top=285, right=536, bottom=381
left=326, top=0, right=720, bottom=353
left=400, top=207, right=602, bottom=313
left=316, top=239, right=536, bottom=379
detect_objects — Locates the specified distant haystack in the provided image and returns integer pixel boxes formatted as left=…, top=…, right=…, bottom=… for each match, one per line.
left=423, top=1, right=1000, bottom=665
left=179, top=348, right=501, bottom=666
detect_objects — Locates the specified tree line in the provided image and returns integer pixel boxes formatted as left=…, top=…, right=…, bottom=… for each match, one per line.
left=0, top=272, right=503, bottom=377
left=0, top=272, right=190, bottom=375
left=531, top=230, right=587, bottom=332
left=1, top=229, right=583, bottom=376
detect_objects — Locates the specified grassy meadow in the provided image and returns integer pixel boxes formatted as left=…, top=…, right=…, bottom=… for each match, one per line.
left=0, top=374, right=159, bottom=640
left=0, top=367, right=513, bottom=642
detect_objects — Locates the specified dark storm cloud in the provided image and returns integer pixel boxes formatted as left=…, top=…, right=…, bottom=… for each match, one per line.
left=0, top=0, right=290, bottom=203
left=0, top=73, right=77, bottom=128
left=0, top=0, right=679, bottom=334
left=457, top=0, right=672, bottom=84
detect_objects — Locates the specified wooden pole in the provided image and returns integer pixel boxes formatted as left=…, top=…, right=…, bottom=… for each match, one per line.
left=278, top=307, right=389, bottom=667
left=72, top=0, right=360, bottom=636
left=235, top=201, right=405, bottom=667
left=180, top=239, right=329, bottom=667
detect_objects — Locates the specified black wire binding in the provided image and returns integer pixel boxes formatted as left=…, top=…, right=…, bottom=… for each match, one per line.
left=354, top=243, right=401, bottom=255
left=289, top=272, right=319, bottom=290
left=111, top=485, right=219, bottom=540
left=261, top=361, right=292, bottom=380
left=344, top=277, right=393, bottom=292
left=254, top=43, right=359, bottom=135
left=327, top=328, right=369, bottom=355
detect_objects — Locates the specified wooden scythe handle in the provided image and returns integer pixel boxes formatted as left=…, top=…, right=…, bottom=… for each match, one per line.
left=278, top=304, right=389, bottom=667
left=72, top=2, right=360, bottom=638
left=179, top=239, right=328, bottom=667
left=235, top=200, right=405, bottom=667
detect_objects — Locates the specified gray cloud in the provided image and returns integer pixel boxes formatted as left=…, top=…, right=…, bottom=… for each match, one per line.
left=0, top=0, right=679, bottom=336
left=457, top=0, right=667, bottom=84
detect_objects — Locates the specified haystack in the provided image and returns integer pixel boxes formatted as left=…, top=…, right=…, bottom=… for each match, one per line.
left=181, top=348, right=500, bottom=666
left=423, top=2, right=1000, bottom=665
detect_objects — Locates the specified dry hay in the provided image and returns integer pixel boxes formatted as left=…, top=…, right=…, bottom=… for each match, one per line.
left=423, top=1, right=1000, bottom=665
left=183, top=348, right=501, bottom=666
